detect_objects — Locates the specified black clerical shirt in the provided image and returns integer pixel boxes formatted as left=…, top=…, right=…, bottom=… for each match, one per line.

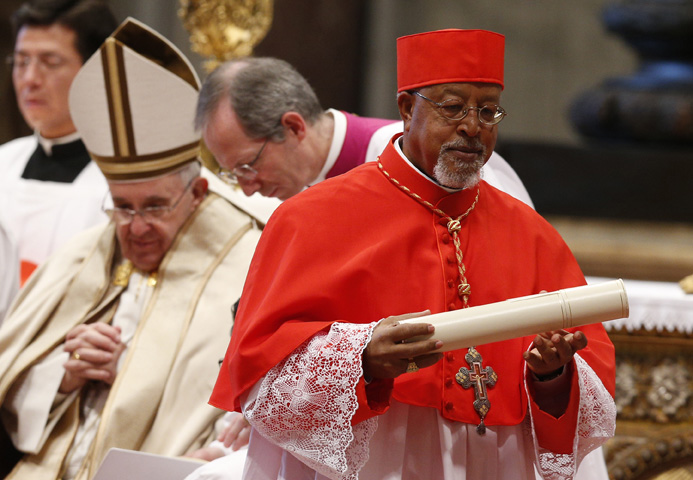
left=21, top=139, right=91, bottom=183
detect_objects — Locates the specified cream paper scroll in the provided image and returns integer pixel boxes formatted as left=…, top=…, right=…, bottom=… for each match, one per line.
left=402, top=279, right=629, bottom=352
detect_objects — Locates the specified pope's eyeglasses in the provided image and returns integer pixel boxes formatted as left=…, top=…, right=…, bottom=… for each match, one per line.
left=102, top=181, right=194, bottom=225
left=412, top=91, right=507, bottom=125
left=217, top=138, right=269, bottom=186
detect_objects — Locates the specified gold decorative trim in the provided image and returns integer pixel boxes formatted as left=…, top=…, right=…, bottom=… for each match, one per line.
left=178, top=0, right=274, bottom=71
left=110, top=18, right=200, bottom=89
left=607, top=433, right=693, bottom=480
left=113, top=260, right=134, bottom=287
left=102, top=39, right=133, bottom=157
left=91, top=143, right=200, bottom=176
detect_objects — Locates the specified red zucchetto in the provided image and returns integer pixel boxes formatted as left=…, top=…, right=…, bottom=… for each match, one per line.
left=397, top=29, right=505, bottom=92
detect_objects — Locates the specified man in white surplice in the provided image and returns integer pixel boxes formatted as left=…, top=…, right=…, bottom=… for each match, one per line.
left=0, top=0, right=118, bottom=285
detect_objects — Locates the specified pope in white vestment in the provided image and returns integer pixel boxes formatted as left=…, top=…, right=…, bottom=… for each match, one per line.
left=0, top=18, right=262, bottom=480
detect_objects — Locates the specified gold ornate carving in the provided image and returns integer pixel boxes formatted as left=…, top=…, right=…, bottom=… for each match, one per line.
left=606, top=432, right=693, bottom=480
left=178, top=0, right=273, bottom=72
left=680, top=273, right=693, bottom=294
left=606, top=328, right=693, bottom=479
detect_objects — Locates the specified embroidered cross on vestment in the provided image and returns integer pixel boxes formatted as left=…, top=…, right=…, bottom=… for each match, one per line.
left=455, top=347, right=498, bottom=434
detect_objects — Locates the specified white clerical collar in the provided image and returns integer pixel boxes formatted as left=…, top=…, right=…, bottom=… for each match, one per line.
left=310, top=108, right=346, bottom=186
left=36, top=130, right=81, bottom=156
left=393, top=137, right=463, bottom=193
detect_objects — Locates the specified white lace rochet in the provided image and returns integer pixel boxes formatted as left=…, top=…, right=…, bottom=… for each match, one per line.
left=245, top=324, right=615, bottom=480
left=244, top=322, right=379, bottom=480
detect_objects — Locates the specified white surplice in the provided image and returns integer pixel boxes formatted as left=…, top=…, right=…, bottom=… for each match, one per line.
left=239, top=323, right=613, bottom=480
left=0, top=134, right=108, bottom=274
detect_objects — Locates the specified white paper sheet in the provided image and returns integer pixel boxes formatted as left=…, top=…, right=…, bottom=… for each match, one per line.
left=93, top=448, right=205, bottom=480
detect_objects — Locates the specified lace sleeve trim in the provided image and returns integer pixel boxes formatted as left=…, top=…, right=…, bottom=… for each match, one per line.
left=244, top=321, right=380, bottom=480
left=527, top=354, right=616, bottom=479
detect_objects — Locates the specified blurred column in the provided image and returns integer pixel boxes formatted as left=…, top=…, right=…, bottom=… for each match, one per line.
left=570, top=0, right=693, bottom=144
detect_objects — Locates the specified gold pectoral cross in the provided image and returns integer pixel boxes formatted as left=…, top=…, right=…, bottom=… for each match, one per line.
left=113, top=260, right=134, bottom=287
left=455, top=347, right=498, bottom=435
left=113, top=260, right=158, bottom=291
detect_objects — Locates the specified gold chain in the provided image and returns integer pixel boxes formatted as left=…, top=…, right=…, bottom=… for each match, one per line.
left=378, top=161, right=479, bottom=306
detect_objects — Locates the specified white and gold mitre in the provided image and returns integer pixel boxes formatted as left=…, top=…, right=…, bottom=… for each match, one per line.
left=69, top=17, right=201, bottom=181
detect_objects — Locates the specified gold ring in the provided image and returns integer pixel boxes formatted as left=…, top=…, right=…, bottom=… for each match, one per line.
left=406, top=359, right=419, bottom=373
left=72, top=352, right=81, bottom=361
